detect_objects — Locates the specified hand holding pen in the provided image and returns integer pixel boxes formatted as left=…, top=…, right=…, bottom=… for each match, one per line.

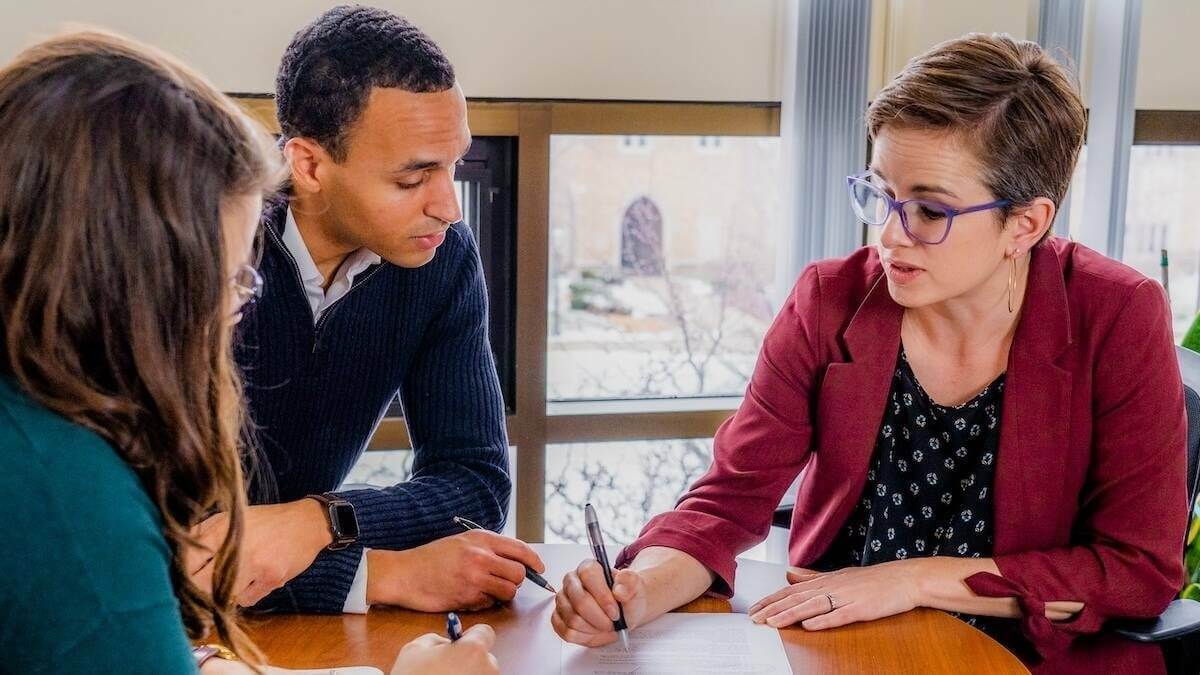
left=376, top=521, right=545, bottom=611
left=454, top=516, right=557, bottom=593
left=389, top=612, right=499, bottom=675
left=584, top=503, right=630, bottom=651
left=549, top=506, right=650, bottom=649
left=446, top=612, right=464, bottom=641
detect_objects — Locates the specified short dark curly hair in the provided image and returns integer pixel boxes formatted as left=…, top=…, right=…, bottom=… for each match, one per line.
left=275, top=5, right=456, bottom=161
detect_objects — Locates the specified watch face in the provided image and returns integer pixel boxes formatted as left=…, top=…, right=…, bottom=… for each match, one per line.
left=331, top=502, right=359, bottom=540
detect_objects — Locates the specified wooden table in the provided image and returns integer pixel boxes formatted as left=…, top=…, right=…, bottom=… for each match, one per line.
left=249, top=544, right=1028, bottom=674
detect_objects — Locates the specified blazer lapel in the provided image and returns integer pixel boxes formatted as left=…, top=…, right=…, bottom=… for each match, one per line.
left=813, top=272, right=904, bottom=533
left=993, top=242, right=1074, bottom=554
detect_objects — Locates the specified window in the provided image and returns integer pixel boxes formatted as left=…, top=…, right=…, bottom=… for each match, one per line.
left=546, top=439, right=712, bottom=546
left=1014, top=141, right=1197, bottom=343
left=620, top=135, right=652, bottom=153
left=1065, top=145, right=1087, bottom=242
left=620, top=196, right=665, bottom=275
left=344, top=449, right=413, bottom=487
left=697, top=136, right=725, bottom=153
left=237, top=97, right=784, bottom=541
left=548, top=134, right=784, bottom=401
left=1122, top=145, right=1200, bottom=342
left=545, top=438, right=781, bottom=560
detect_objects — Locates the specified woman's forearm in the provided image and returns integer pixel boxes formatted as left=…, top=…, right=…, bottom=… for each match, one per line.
left=909, top=556, right=1083, bottom=621
left=627, top=546, right=717, bottom=625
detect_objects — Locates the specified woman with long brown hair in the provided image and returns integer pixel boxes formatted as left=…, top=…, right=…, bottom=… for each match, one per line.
left=0, top=31, right=497, bottom=674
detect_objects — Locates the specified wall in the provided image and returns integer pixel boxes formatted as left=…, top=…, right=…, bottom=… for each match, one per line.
left=872, top=0, right=1038, bottom=98
left=1137, top=0, right=1200, bottom=110
left=872, top=0, right=1200, bottom=110
left=1, top=1, right=1196, bottom=108
left=0, top=0, right=785, bottom=101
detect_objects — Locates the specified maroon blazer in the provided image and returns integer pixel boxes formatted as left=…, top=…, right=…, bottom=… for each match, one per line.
left=618, top=238, right=1187, bottom=673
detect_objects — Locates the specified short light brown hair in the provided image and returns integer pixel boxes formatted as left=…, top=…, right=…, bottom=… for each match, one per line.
left=867, top=33, right=1085, bottom=226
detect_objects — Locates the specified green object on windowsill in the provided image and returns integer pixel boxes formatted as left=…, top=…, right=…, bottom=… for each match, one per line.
left=1184, top=313, right=1200, bottom=353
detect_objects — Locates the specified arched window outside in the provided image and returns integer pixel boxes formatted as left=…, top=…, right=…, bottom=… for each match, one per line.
left=620, top=195, right=664, bottom=276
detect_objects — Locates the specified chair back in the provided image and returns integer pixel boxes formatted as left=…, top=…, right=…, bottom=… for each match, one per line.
left=1179, top=346, right=1200, bottom=512
left=1185, top=385, right=1199, bottom=512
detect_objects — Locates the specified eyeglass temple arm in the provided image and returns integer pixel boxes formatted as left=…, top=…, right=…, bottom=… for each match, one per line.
left=952, top=199, right=1011, bottom=216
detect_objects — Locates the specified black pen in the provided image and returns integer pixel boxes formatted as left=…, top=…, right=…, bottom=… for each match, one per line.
left=584, top=503, right=630, bottom=652
left=446, top=612, right=463, bottom=641
left=453, top=515, right=557, bottom=593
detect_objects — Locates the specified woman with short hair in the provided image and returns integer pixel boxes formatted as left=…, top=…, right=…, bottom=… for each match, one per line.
left=552, top=33, right=1186, bottom=673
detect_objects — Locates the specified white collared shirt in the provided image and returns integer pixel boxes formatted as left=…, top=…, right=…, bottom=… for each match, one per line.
left=280, top=207, right=377, bottom=614
left=282, top=208, right=382, bottom=322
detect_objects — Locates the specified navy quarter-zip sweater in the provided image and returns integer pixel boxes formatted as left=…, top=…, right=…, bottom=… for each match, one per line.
left=235, top=196, right=510, bottom=613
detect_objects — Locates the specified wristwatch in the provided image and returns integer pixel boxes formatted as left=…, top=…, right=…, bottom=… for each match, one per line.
left=307, top=492, right=359, bottom=550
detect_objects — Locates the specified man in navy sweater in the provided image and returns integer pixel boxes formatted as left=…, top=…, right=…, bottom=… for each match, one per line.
left=186, top=5, right=543, bottom=614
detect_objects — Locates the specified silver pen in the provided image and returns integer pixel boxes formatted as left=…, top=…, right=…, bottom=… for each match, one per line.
left=584, top=503, right=630, bottom=652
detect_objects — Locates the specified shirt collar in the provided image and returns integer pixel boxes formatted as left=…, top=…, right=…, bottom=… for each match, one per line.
left=282, top=207, right=383, bottom=288
left=282, top=207, right=325, bottom=287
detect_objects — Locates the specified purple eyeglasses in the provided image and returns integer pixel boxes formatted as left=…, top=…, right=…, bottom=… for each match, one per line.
left=846, top=172, right=1010, bottom=245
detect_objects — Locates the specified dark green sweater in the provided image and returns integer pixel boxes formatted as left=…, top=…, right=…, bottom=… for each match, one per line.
left=0, top=377, right=196, bottom=673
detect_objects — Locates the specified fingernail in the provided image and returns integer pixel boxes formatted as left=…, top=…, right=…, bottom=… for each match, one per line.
left=608, top=606, right=619, bottom=620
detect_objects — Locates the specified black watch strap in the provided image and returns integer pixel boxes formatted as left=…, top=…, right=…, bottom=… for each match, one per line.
left=307, top=492, right=359, bottom=551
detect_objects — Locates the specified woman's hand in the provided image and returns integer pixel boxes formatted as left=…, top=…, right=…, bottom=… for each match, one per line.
left=551, top=560, right=649, bottom=647
left=208, top=626, right=500, bottom=675
left=390, top=624, right=499, bottom=675
left=748, top=563, right=921, bottom=630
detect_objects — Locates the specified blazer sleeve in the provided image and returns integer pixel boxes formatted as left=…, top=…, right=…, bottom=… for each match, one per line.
left=615, top=264, right=826, bottom=596
left=966, top=279, right=1188, bottom=660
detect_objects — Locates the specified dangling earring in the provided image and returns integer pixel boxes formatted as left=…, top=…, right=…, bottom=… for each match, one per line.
left=1007, top=251, right=1019, bottom=313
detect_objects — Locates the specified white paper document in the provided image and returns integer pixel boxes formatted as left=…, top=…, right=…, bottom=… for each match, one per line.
left=265, top=662, right=381, bottom=667
left=560, top=613, right=792, bottom=674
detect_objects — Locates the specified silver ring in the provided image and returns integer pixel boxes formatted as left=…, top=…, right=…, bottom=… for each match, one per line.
left=824, top=593, right=836, bottom=613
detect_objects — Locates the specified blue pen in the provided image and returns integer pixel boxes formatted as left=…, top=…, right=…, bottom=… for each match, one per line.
left=446, top=612, right=463, bottom=641
left=584, top=503, right=630, bottom=652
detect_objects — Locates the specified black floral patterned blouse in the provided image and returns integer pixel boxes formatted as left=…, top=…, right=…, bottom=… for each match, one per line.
left=817, top=347, right=1028, bottom=655
left=825, top=348, right=1002, bottom=566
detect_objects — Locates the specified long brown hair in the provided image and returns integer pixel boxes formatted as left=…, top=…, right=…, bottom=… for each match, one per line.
left=0, top=31, right=280, bottom=658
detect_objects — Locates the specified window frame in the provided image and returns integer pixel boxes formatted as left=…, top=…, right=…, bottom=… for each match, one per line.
left=1133, top=110, right=1200, bottom=145
left=1125, top=110, right=1200, bottom=342
left=233, top=95, right=782, bottom=540
left=232, top=97, right=1198, bottom=540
